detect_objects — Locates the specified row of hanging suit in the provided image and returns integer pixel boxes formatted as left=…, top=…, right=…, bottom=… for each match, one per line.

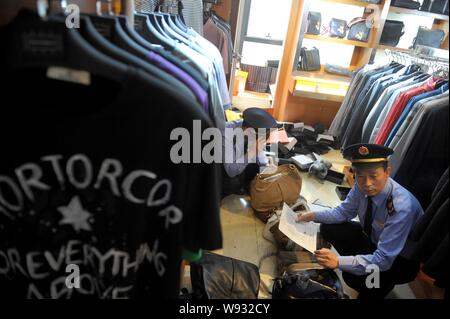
left=329, top=61, right=449, bottom=208
left=135, top=0, right=234, bottom=76
left=0, top=6, right=223, bottom=298
left=88, top=0, right=232, bottom=130
left=329, top=61, right=449, bottom=296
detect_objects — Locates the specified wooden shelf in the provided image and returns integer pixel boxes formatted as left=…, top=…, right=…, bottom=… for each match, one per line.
left=293, top=70, right=352, bottom=85
left=320, top=0, right=382, bottom=8
left=389, top=6, right=449, bottom=21
left=304, top=34, right=373, bottom=48
left=292, top=75, right=350, bottom=103
left=377, top=44, right=414, bottom=53
left=292, top=89, right=346, bottom=103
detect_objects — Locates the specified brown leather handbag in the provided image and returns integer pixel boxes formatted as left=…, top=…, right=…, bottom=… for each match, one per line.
left=250, top=164, right=302, bottom=223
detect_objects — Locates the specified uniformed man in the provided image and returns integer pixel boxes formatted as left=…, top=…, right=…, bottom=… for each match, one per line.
left=221, top=108, right=277, bottom=198
left=296, top=143, right=424, bottom=299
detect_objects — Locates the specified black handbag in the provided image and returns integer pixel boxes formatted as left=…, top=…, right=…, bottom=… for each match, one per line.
left=421, top=0, right=449, bottom=14
left=412, top=27, right=446, bottom=49
left=324, top=63, right=353, bottom=77
left=306, top=12, right=322, bottom=35
left=190, top=252, right=260, bottom=299
left=299, top=47, right=321, bottom=71
left=272, top=269, right=348, bottom=299
left=329, top=18, right=348, bottom=38
left=391, top=0, right=421, bottom=9
left=380, top=20, right=405, bottom=46
left=347, top=18, right=371, bottom=42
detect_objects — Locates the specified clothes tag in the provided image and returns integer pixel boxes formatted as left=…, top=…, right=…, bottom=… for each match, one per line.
left=47, top=67, right=91, bottom=86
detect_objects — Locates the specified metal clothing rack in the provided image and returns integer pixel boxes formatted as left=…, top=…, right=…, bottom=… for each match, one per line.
left=385, top=48, right=449, bottom=80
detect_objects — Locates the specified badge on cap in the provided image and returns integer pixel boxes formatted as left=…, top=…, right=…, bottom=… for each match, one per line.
left=359, top=146, right=370, bottom=156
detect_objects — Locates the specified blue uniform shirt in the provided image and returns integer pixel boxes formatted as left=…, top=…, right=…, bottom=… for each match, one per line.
left=314, top=178, right=424, bottom=275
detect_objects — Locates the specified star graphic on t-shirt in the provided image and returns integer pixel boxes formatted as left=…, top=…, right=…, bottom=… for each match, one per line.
left=58, top=196, right=93, bottom=233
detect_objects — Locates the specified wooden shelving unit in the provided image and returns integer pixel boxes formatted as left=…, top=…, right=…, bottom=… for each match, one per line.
left=293, top=64, right=354, bottom=84
left=289, top=0, right=383, bottom=107
left=304, top=34, right=373, bottom=48
left=292, top=89, right=346, bottom=103
left=377, top=44, right=414, bottom=53
left=320, top=0, right=383, bottom=8
left=389, top=6, right=449, bottom=22
left=273, top=0, right=449, bottom=126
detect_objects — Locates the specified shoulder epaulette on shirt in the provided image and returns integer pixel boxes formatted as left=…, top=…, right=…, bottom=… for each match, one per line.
left=387, top=195, right=396, bottom=216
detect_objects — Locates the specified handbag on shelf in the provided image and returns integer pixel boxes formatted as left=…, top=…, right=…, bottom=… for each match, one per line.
left=347, top=18, right=371, bottom=42
left=306, top=11, right=322, bottom=35
left=380, top=20, right=405, bottom=47
left=420, top=0, right=449, bottom=14
left=412, top=27, right=446, bottom=49
left=329, top=18, right=348, bottom=39
left=298, top=47, right=321, bottom=71
left=324, top=63, right=353, bottom=77
left=391, top=0, right=421, bottom=9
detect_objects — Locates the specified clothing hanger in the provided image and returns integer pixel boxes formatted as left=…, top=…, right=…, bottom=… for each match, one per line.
left=156, top=6, right=187, bottom=43
left=117, top=15, right=157, bottom=51
left=80, top=14, right=151, bottom=67
left=85, top=1, right=151, bottom=61
left=78, top=12, right=196, bottom=103
left=134, top=13, right=175, bottom=50
left=172, top=14, right=188, bottom=32
left=147, top=12, right=171, bottom=39
left=96, top=0, right=162, bottom=53
left=116, top=13, right=208, bottom=90
left=0, top=2, right=126, bottom=82
left=164, top=11, right=189, bottom=40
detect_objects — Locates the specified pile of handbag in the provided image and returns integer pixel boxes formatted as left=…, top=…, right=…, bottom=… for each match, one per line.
left=306, top=12, right=372, bottom=43
left=391, top=0, right=449, bottom=13
left=275, top=122, right=336, bottom=160
left=380, top=23, right=445, bottom=49
left=420, top=0, right=449, bottom=15
left=258, top=199, right=348, bottom=299
left=187, top=251, right=261, bottom=299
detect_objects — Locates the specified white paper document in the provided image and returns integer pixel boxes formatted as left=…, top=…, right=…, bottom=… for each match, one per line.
left=279, top=203, right=320, bottom=253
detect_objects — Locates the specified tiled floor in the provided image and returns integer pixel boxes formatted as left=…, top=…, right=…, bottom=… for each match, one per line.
left=212, top=150, right=417, bottom=299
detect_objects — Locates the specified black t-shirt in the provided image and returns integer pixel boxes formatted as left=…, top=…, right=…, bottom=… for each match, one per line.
left=0, top=64, right=222, bottom=299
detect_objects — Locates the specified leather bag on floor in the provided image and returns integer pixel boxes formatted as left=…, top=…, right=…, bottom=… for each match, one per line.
left=190, top=251, right=260, bottom=299
left=272, top=268, right=348, bottom=299
left=250, top=164, right=302, bottom=223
